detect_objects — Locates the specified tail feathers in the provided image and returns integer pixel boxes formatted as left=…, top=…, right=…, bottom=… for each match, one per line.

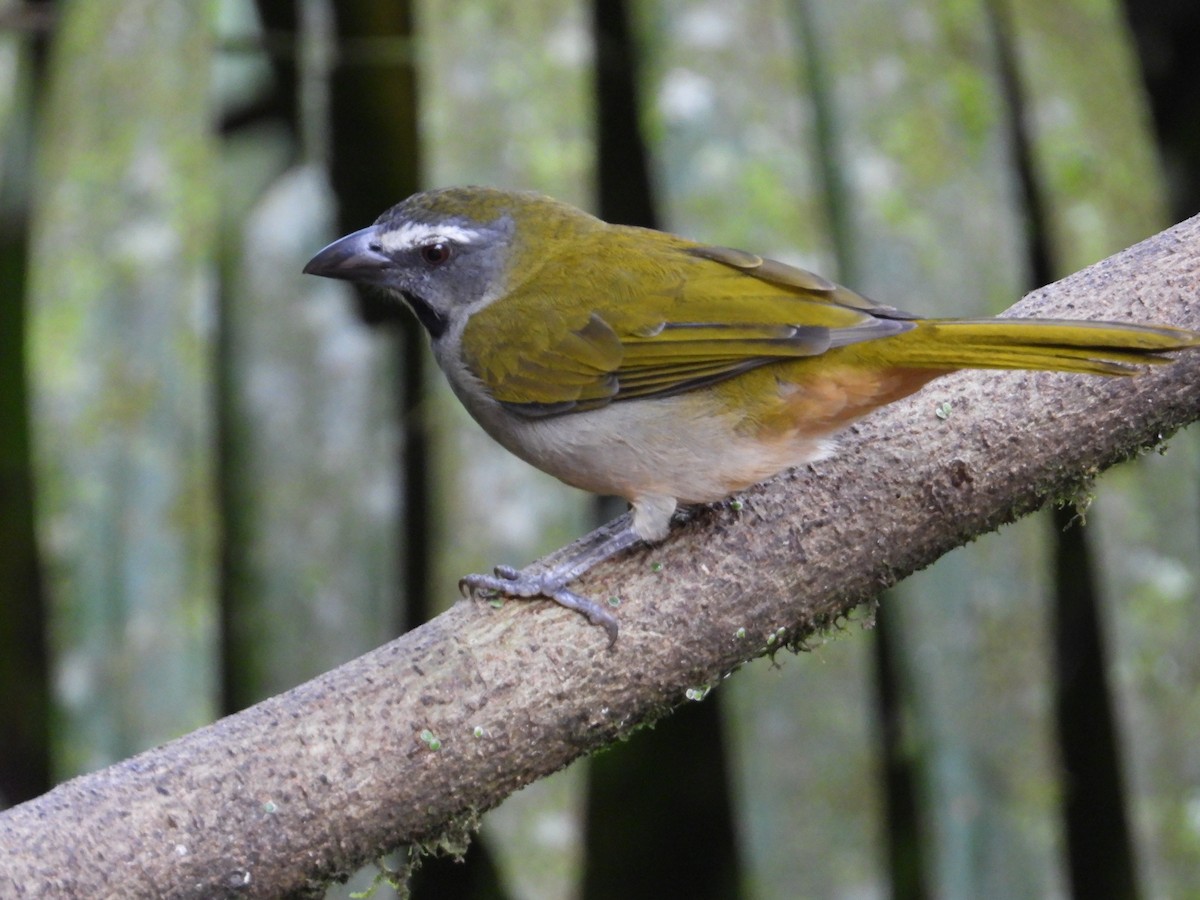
left=876, top=318, right=1200, bottom=376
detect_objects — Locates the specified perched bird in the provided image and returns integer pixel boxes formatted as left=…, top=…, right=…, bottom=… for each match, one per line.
left=305, top=186, right=1199, bottom=643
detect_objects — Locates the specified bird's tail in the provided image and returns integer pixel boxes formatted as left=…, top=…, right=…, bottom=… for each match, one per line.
left=867, top=318, right=1200, bottom=375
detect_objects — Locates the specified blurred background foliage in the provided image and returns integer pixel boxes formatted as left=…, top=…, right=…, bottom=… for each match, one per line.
left=1, top=0, right=1199, bottom=897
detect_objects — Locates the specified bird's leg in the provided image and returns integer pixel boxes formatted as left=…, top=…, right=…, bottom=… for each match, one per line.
left=459, top=519, right=643, bottom=644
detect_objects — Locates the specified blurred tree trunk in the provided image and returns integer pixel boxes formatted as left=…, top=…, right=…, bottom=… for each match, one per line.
left=27, top=0, right=220, bottom=776
left=994, top=1, right=1153, bottom=896
left=219, top=0, right=406, bottom=714
left=0, top=9, right=49, bottom=806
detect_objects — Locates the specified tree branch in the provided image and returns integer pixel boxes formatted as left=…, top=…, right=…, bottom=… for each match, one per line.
left=3, top=216, right=1199, bottom=898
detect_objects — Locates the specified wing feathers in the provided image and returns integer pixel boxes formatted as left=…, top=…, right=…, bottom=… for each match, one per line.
left=465, top=234, right=916, bottom=417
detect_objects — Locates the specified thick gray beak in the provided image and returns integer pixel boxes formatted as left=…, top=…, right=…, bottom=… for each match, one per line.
left=303, top=226, right=393, bottom=283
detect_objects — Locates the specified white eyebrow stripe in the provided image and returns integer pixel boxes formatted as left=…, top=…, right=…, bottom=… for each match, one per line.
left=378, top=222, right=480, bottom=253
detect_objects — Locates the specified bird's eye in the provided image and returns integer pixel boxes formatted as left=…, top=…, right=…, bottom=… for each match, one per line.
left=419, top=241, right=453, bottom=266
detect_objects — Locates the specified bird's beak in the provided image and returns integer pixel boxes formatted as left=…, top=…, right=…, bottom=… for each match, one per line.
left=303, top=226, right=394, bottom=284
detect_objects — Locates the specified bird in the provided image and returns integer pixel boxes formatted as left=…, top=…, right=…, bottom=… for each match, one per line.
left=304, top=186, right=1200, bottom=643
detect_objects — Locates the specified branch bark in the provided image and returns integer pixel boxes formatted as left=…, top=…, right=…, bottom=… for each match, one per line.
left=3, top=216, right=1200, bottom=898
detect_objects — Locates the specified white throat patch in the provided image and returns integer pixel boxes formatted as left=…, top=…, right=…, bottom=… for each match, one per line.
left=379, top=221, right=481, bottom=254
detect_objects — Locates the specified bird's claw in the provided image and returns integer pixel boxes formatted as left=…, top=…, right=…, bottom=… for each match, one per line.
left=459, top=566, right=548, bottom=599
left=459, top=567, right=620, bottom=646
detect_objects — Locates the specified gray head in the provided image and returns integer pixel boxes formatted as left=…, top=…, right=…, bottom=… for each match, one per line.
left=303, top=186, right=529, bottom=339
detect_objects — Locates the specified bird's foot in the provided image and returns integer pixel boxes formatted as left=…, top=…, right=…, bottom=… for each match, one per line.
left=460, top=566, right=620, bottom=646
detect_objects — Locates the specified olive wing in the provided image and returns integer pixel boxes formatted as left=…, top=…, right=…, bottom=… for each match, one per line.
left=460, top=240, right=916, bottom=417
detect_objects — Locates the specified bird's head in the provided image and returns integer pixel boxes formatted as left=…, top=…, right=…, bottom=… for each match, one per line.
left=303, top=186, right=599, bottom=339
